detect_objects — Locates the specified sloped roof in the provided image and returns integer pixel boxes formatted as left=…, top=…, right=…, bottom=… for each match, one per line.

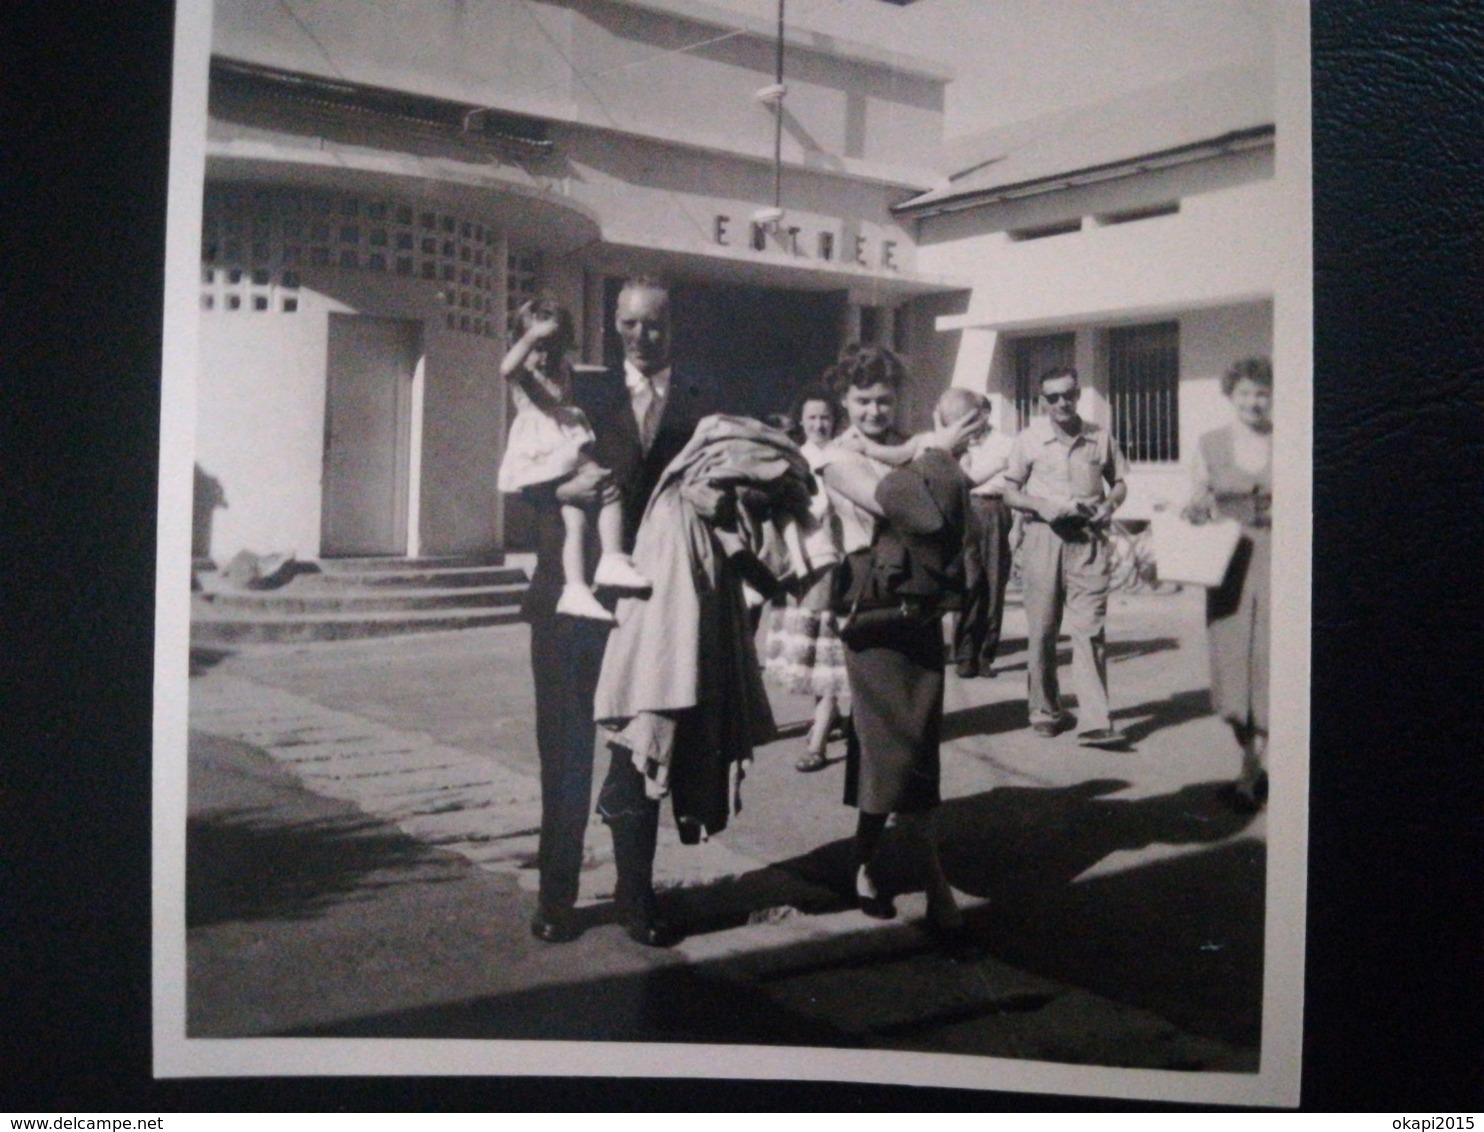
left=896, top=62, right=1273, bottom=215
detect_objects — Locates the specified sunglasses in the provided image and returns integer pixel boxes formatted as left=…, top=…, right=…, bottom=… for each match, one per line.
left=1041, top=389, right=1080, bottom=404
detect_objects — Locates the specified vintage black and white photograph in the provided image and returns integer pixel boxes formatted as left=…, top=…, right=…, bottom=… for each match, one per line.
left=154, top=0, right=1312, bottom=1105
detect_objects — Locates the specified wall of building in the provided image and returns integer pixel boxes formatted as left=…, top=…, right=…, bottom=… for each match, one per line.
left=565, top=0, right=944, bottom=173
left=197, top=290, right=332, bottom=561
left=195, top=184, right=510, bottom=562
left=953, top=299, right=1273, bottom=519
left=559, top=124, right=916, bottom=276
left=212, top=0, right=945, bottom=185
left=914, top=170, right=1284, bottom=339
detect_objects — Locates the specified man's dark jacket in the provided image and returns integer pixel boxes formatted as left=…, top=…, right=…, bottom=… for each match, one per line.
left=520, top=365, right=717, bottom=621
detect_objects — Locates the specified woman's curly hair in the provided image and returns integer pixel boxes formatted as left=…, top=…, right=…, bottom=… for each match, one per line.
left=825, top=342, right=907, bottom=400
left=1221, top=356, right=1273, bottom=397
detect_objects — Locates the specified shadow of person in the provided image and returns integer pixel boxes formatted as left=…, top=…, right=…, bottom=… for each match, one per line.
left=941, top=696, right=1026, bottom=741
left=992, top=635, right=1181, bottom=676
left=930, top=778, right=1265, bottom=1047
left=672, top=778, right=1253, bottom=940
left=665, top=838, right=858, bottom=938
left=933, top=778, right=1252, bottom=901
left=1110, top=687, right=1215, bottom=744
left=661, top=775, right=1264, bottom=1051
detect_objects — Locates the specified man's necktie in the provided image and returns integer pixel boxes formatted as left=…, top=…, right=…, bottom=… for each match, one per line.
left=634, top=377, right=658, bottom=452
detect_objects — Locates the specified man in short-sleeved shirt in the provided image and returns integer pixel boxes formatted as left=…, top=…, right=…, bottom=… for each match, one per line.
left=1001, top=367, right=1129, bottom=747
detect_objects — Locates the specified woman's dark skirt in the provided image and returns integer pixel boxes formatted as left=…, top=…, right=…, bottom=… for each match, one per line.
left=842, top=618, right=944, bottom=815
left=1205, top=526, right=1270, bottom=734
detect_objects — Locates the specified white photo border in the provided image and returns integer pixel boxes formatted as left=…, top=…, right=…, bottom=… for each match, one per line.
left=152, top=0, right=1313, bottom=1107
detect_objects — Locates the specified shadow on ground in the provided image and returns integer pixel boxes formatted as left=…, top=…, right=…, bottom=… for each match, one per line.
left=991, top=635, right=1182, bottom=677
left=933, top=779, right=1265, bottom=1048
left=287, top=939, right=873, bottom=1048
left=189, top=646, right=235, bottom=676
left=670, top=776, right=1264, bottom=1052
left=187, top=807, right=460, bottom=928
left=285, top=778, right=1263, bottom=1065
left=941, top=671, right=1211, bottom=744
left=942, top=696, right=1030, bottom=741
left=1111, top=687, right=1217, bottom=744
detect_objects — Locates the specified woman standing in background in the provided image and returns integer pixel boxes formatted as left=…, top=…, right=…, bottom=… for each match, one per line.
left=1185, top=357, right=1274, bottom=812
left=763, top=386, right=849, bottom=773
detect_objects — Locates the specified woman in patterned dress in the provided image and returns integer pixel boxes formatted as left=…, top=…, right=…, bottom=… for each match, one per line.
left=762, top=385, right=850, bottom=772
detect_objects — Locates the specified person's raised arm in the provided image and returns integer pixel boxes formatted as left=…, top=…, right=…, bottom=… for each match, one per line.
left=499, top=315, right=564, bottom=413
left=832, top=431, right=919, bottom=466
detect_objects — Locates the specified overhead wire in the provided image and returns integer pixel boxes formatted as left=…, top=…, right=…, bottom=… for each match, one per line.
left=512, top=0, right=726, bottom=245
left=276, top=0, right=349, bottom=80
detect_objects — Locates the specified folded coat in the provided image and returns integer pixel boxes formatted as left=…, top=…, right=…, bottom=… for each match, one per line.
left=593, top=414, right=827, bottom=841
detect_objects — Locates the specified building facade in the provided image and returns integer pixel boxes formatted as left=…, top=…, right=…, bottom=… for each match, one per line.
left=894, top=52, right=1297, bottom=519
left=194, top=0, right=961, bottom=564
left=194, top=0, right=1298, bottom=564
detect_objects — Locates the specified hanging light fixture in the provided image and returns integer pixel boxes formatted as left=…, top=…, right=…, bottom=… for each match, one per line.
left=751, top=0, right=786, bottom=231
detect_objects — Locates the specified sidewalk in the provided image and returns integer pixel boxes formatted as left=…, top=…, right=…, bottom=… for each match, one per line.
left=186, top=587, right=1264, bottom=1069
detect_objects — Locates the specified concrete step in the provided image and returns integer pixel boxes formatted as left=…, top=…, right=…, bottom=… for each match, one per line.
left=290, top=564, right=529, bottom=589
left=316, top=554, right=495, bottom=573
left=190, top=602, right=524, bottom=645
left=198, top=582, right=526, bottom=614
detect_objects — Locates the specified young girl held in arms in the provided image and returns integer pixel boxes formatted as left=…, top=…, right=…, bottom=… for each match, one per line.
left=496, top=297, right=649, bottom=622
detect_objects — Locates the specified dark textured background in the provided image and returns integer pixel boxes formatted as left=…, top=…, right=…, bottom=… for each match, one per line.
left=6, top=0, right=1480, bottom=1112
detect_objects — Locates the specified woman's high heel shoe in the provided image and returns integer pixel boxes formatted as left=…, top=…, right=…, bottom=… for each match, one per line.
left=1231, top=767, right=1269, bottom=813
left=856, top=865, right=896, bottom=919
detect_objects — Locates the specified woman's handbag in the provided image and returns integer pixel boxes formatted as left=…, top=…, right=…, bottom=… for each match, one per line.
left=832, top=546, right=939, bottom=649
left=1149, top=511, right=1243, bottom=587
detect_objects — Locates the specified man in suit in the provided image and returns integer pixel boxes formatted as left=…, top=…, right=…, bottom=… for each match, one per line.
left=524, top=276, right=713, bottom=947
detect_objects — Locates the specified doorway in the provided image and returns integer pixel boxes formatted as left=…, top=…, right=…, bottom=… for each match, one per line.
left=320, top=313, right=422, bottom=557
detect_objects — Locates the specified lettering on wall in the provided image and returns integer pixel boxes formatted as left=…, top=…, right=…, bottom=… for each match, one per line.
left=711, top=215, right=898, bottom=271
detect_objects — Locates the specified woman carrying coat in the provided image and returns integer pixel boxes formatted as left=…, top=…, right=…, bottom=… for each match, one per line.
left=817, top=345, right=983, bottom=935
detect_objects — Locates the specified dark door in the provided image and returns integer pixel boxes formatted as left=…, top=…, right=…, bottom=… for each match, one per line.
left=321, top=313, right=421, bottom=557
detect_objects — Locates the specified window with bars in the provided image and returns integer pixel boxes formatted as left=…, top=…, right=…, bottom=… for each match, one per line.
left=1011, top=332, right=1076, bottom=430
left=1105, top=321, right=1179, bottom=463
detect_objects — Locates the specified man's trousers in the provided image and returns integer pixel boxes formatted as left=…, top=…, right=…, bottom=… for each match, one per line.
left=528, top=612, right=609, bottom=916
left=953, top=496, right=1013, bottom=673
left=1019, top=519, right=1112, bottom=731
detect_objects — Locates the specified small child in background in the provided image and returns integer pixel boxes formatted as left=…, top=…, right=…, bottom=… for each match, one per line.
left=496, top=296, right=649, bottom=622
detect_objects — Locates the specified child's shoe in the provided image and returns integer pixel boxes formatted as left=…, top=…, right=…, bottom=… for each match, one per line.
left=593, top=552, right=651, bottom=590
left=556, top=583, right=613, bottom=622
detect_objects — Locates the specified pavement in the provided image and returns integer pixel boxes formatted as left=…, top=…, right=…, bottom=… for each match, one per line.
left=185, top=586, right=1265, bottom=1070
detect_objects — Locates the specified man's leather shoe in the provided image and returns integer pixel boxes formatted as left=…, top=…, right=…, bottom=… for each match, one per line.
left=625, top=911, right=680, bottom=948
left=1032, top=719, right=1062, bottom=738
left=955, top=661, right=979, bottom=679
left=530, top=908, right=581, bottom=944
left=1076, top=727, right=1128, bottom=750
